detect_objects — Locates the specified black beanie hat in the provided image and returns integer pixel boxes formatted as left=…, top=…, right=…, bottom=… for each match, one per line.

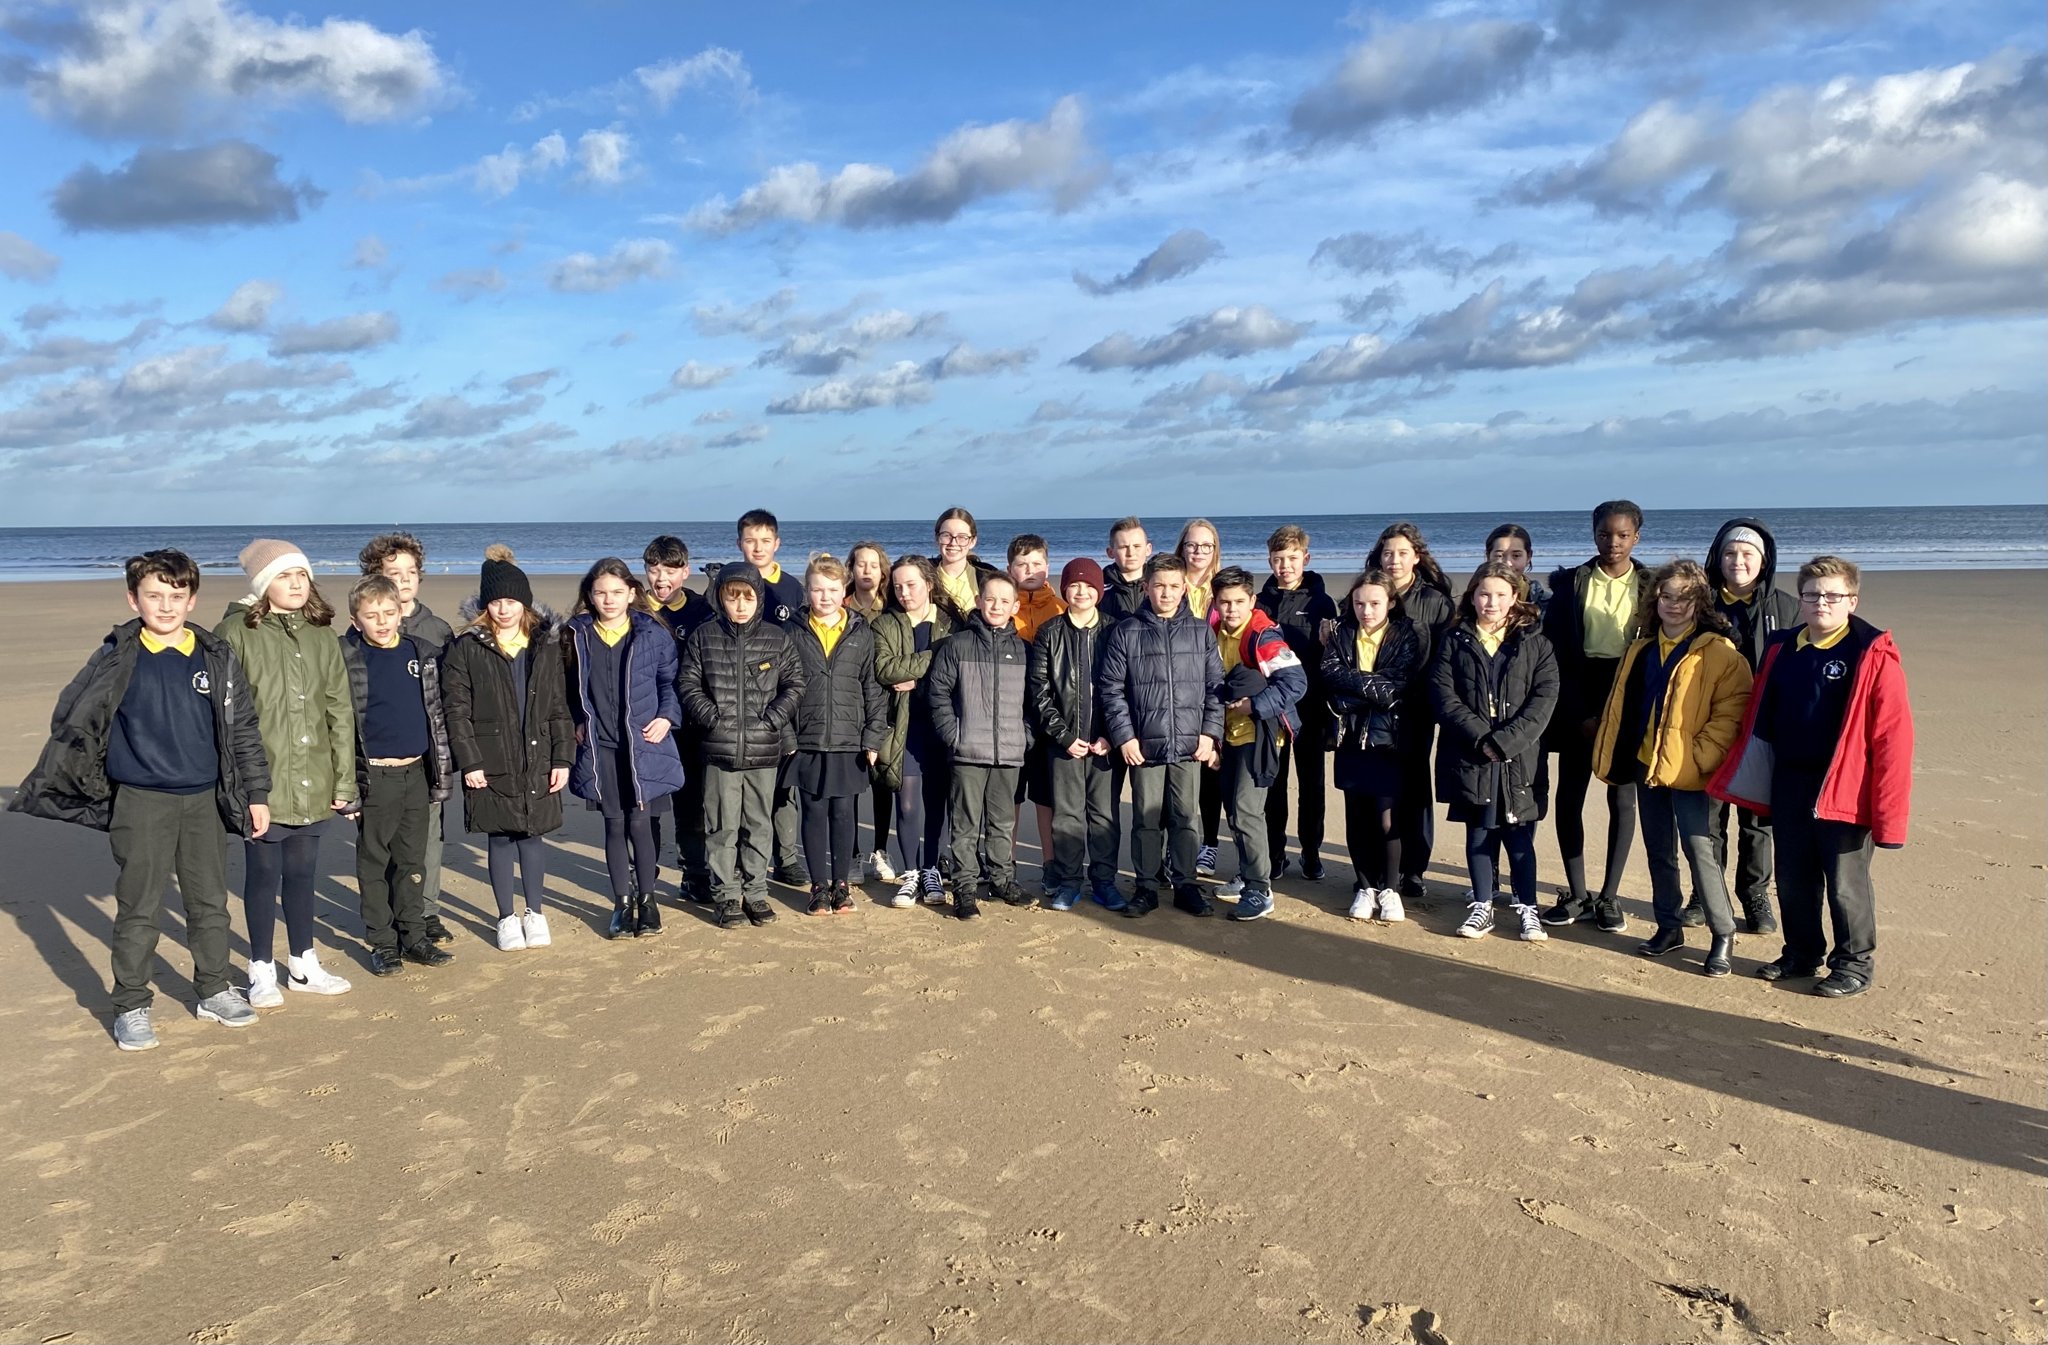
left=479, top=544, right=534, bottom=608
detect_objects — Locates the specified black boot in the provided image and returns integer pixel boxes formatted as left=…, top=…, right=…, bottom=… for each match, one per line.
left=1741, top=893, right=1779, bottom=935
left=607, top=892, right=634, bottom=940
left=1637, top=926, right=1686, bottom=958
left=635, top=890, right=663, bottom=937
left=1677, top=896, right=1706, bottom=927
left=1703, top=933, right=1733, bottom=977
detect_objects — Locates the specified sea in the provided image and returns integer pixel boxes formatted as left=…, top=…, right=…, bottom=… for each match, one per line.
left=0, top=506, right=2041, bottom=583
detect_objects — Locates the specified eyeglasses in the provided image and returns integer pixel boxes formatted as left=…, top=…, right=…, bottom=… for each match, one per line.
left=937, top=532, right=973, bottom=544
left=1183, top=543, right=1216, bottom=554
left=1799, top=591, right=1855, bottom=606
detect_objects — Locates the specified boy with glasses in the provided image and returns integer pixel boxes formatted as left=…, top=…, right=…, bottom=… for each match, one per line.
left=1710, top=557, right=1915, bottom=998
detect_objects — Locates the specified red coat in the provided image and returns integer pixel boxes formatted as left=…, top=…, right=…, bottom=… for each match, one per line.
left=1707, top=618, right=1914, bottom=846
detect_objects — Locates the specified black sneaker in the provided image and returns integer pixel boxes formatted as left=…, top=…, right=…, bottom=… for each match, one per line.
left=1000, top=885, right=1035, bottom=907
left=1740, top=896, right=1779, bottom=935
left=774, top=864, right=809, bottom=887
left=743, top=900, right=778, bottom=926
left=423, top=915, right=455, bottom=945
left=716, top=902, right=748, bottom=929
left=1174, top=888, right=1214, bottom=918
left=955, top=892, right=983, bottom=921
left=369, top=946, right=405, bottom=976
left=1677, top=898, right=1707, bottom=928
left=831, top=881, right=856, bottom=915
left=1121, top=891, right=1160, bottom=919
left=1299, top=858, right=1325, bottom=881
left=1755, top=955, right=1825, bottom=981
left=1273, top=856, right=1293, bottom=881
left=806, top=885, right=832, bottom=917
left=1538, top=901, right=1584, bottom=927
left=1594, top=898, right=1628, bottom=933
left=401, top=940, right=453, bottom=967
left=1398, top=874, right=1428, bottom=904
left=1814, top=970, right=1870, bottom=998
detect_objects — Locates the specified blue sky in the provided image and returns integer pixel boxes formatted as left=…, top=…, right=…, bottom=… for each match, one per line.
left=0, top=0, right=2041, bottom=526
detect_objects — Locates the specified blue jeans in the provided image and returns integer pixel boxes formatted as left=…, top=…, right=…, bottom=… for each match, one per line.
left=1465, top=820, right=1538, bottom=906
left=1639, top=784, right=1735, bottom=936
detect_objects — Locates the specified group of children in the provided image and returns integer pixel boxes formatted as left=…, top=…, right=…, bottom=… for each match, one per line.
left=7, top=503, right=1916, bottom=1050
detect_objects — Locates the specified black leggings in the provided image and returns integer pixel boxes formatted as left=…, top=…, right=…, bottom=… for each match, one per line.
left=603, top=811, right=659, bottom=899
left=868, top=776, right=892, bottom=858
left=1554, top=741, right=1638, bottom=905
left=1200, top=764, right=1222, bottom=848
left=894, top=761, right=948, bottom=872
left=1342, top=791, right=1401, bottom=891
left=243, top=832, right=321, bottom=963
left=487, top=832, right=547, bottom=918
left=802, top=792, right=857, bottom=885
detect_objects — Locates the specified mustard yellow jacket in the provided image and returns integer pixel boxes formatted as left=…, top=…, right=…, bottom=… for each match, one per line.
left=1592, top=630, right=1753, bottom=792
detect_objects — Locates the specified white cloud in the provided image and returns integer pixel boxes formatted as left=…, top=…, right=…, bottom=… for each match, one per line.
left=637, top=48, right=755, bottom=110
left=689, top=95, right=1102, bottom=233
left=0, top=232, right=61, bottom=281
left=376, top=392, right=545, bottom=441
left=667, top=360, right=736, bottom=390
left=433, top=267, right=506, bottom=300
left=473, top=133, right=568, bottom=199
left=51, top=140, right=324, bottom=232
left=207, top=279, right=282, bottom=332
left=350, top=234, right=389, bottom=269
left=1289, top=18, right=1547, bottom=145
left=924, top=343, right=1034, bottom=378
left=1075, top=229, right=1224, bottom=296
left=547, top=239, right=672, bottom=293
left=767, top=361, right=935, bottom=415
left=753, top=307, right=946, bottom=374
left=706, top=423, right=769, bottom=449
left=1070, top=305, right=1313, bottom=371
left=575, top=129, right=632, bottom=186
left=16, top=0, right=448, bottom=137
left=1312, top=230, right=1522, bottom=281
left=267, top=310, right=399, bottom=356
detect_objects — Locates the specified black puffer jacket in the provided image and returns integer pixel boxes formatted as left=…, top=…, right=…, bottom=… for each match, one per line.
left=926, top=612, right=1029, bottom=767
left=340, top=627, right=454, bottom=807
left=1321, top=613, right=1426, bottom=755
left=1542, top=556, right=1649, bottom=748
left=1257, top=572, right=1339, bottom=728
left=1706, top=517, right=1801, bottom=671
left=9, top=619, right=270, bottom=835
left=1027, top=611, right=1111, bottom=748
left=790, top=608, right=889, bottom=755
left=1429, top=622, right=1559, bottom=824
left=438, top=620, right=575, bottom=836
left=1098, top=601, right=1225, bottom=764
left=679, top=564, right=806, bottom=771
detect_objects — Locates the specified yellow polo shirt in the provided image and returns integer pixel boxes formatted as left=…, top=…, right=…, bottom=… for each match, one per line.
left=937, top=566, right=978, bottom=614
left=1353, top=624, right=1385, bottom=671
left=1797, top=622, right=1849, bottom=651
left=1581, top=566, right=1637, bottom=658
left=140, top=628, right=197, bottom=656
left=808, top=610, right=847, bottom=658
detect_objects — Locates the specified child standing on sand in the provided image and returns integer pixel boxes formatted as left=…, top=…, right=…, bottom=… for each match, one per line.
left=217, top=539, right=357, bottom=1005
left=1323, top=569, right=1426, bottom=923
left=442, top=546, right=574, bottom=952
left=846, top=541, right=898, bottom=884
left=790, top=555, right=889, bottom=915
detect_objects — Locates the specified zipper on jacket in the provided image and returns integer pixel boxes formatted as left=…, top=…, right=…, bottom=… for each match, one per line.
left=571, top=623, right=603, bottom=808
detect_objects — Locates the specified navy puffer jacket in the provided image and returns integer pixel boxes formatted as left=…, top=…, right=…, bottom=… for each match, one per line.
left=1097, top=601, right=1225, bottom=764
left=564, top=608, right=685, bottom=809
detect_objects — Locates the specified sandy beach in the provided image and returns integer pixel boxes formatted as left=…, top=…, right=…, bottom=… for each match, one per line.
left=0, top=569, right=2040, bottom=1345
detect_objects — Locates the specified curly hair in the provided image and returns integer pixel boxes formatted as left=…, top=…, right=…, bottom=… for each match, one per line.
left=1638, top=558, right=1732, bottom=638
left=1455, top=562, right=1540, bottom=633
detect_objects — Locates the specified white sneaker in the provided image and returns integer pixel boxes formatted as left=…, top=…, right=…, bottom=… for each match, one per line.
left=497, top=915, right=527, bottom=951
left=1220, top=876, right=1246, bottom=897
left=246, top=959, right=284, bottom=1008
left=287, top=950, right=352, bottom=996
left=522, top=911, right=551, bottom=947
left=1515, top=904, right=1549, bottom=942
left=1347, top=887, right=1376, bottom=921
left=1376, top=888, right=1406, bottom=923
left=869, top=850, right=898, bottom=884
left=891, top=872, right=921, bottom=908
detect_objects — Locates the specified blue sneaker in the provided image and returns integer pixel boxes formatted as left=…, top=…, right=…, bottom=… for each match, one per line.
left=1090, top=880, right=1127, bottom=911
left=1047, top=885, right=1081, bottom=912
left=1229, top=889, right=1274, bottom=921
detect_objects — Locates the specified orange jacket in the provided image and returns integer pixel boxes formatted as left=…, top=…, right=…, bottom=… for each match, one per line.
left=1012, top=584, right=1067, bottom=643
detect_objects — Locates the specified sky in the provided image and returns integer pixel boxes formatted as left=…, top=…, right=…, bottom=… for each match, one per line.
left=0, top=0, right=2041, bottom=527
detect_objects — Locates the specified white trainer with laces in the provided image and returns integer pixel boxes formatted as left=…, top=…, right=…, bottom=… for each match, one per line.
left=1376, top=888, right=1406, bottom=922
left=1456, top=901, right=1496, bottom=939
left=496, top=915, right=527, bottom=951
left=287, top=950, right=352, bottom=996
left=1515, top=904, right=1549, bottom=941
left=869, top=850, right=898, bottom=884
left=1347, top=887, right=1376, bottom=921
left=246, top=959, right=284, bottom=1008
left=522, top=910, right=552, bottom=947
left=891, top=872, right=921, bottom=908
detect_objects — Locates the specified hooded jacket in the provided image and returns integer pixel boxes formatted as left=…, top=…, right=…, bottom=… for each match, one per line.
left=1322, top=613, right=1426, bottom=757
left=216, top=601, right=357, bottom=824
left=1257, top=571, right=1339, bottom=727
left=441, top=613, right=575, bottom=836
left=340, top=626, right=455, bottom=807
left=1100, top=567, right=1149, bottom=625
left=1705, top=517, right=1801, bottom=671
left=678, top=563, right=807, bottom=772
left=1098, top=600, right=1226, bottom=764
left=1591, top=627, right=1753, bottom=792
left=925, top=611, right=1030, bottom=768
left=10, top=619, right=270, bottom=835
left=563, top=608, right=686, bottom=809
left=872, top=605, right=956, bottom=789
left=1429, top=622, right=1560, bottom=822
left=1541, top=556, right=1650, bottom=748
left=1708, top=616, right=1914, bottom=847
left=790, top=607, right=890, bottom=755
left=401, top=603, right=455, bottom=658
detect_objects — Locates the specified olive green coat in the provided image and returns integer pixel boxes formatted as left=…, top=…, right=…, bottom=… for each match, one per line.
left=871, top=606, right=955, bottom=789
left=216, top=602, right=356, bottom=825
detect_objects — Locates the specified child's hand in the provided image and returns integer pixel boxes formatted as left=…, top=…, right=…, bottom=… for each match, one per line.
left=1318, top=618, right=1338, bottom=645
left=548, top=767, right=568, bottom=793
left=1194, top=734, right=1219, bottom=767
left=248, top=803, right=271, bottom=838
left=575, top=725, right=586, bottom=746
left=1120, top=741, right=1145, bottom=767
left=642, top=718, right=671, bottom=744
left=464, top=769, right=488, bottom=789
left=332, top=798, right=350, bottom=813
left=892, top=680, right=917, bottom=692
left=864, top=749, right=878, bottom=767
left=1090, top=737, right=1110, bottom=756
left=1226, top=698, right=1252, bottom=715
left=1065, top=738, right=1092, bottom=759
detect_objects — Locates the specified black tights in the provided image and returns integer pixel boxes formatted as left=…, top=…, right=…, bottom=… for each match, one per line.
left=1200, top=764, right=1221, bottom=848
left=487, top=832, right=547, bottom=919
left=243, top=832, right=321, bottom=963
left=802, top=792, right=857, bottom=886
left=603, top=811, right=658, bottom=899
left=1342, top=790, right=1401, bottom=890
left=1554, top=743, right=1637, bottom=905
left=868, top=777, right=892, bottom=858
left=894, top=764, right=948, bottom=872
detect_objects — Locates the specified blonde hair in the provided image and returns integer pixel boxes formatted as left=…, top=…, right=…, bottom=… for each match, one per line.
left=1797, top=555, right=1860, bottom=592
left=1267, top=524, right=1310, bottom=553
left=1177, top=518, right=1221, bottom=586
left=804, top=552, right=849, bottom=588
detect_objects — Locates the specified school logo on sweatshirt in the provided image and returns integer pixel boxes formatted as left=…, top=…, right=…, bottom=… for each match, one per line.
left=192, top=668, right=212, bottom=695
left=1822, top=659, right=1849, bottom=682
left=408, top=658, right=422, bottom=679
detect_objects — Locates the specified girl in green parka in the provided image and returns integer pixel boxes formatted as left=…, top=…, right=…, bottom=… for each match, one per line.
left=217, top=539, right=357, bottom=1007
left=872, top=554, right=956, bottom=908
